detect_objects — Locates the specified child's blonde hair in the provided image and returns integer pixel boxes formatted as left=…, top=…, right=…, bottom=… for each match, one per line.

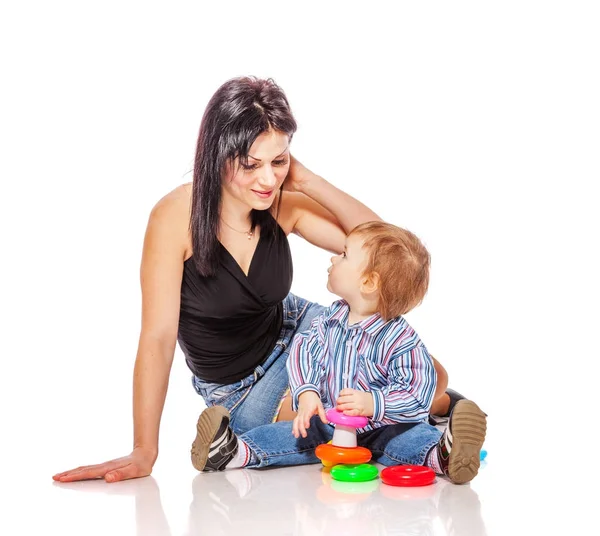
left=350, top=221, right=430, bottom=320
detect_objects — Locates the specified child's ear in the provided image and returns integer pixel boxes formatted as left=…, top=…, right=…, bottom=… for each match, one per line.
left=360, top=271, right=380, bottom=294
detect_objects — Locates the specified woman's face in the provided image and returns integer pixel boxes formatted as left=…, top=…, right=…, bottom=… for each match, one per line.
left=222, top=130, right=291, bottom=211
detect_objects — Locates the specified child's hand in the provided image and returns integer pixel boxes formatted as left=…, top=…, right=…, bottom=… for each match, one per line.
left=293, top=391, right=328, bottom=438
left=336, top=388, right=374, bottom=417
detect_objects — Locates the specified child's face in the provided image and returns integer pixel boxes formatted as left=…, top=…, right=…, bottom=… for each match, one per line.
left=327, top=234, right=369, bottom=299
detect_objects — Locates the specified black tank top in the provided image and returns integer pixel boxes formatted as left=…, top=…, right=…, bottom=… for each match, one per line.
left=177, top=219, right=293, bottom=384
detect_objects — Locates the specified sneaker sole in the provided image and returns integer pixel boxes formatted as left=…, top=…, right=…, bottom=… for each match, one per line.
left=191, top=405, right=231, bottom=471
left=447, top=400, right=487, bottom=484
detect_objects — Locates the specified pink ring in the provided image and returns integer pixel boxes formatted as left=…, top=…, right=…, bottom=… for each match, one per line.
left=326, top=409, right=368, bottom=428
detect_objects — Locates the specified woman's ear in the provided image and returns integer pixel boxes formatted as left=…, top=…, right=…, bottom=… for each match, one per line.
left=360, top=271, right=380, bottom=295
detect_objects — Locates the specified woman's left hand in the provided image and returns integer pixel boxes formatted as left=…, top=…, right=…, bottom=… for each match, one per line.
left=283, top=155, right=319, bottom=193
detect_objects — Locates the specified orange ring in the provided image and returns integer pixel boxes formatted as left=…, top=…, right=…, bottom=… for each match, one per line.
left=321, top=440, right=335, bottom=467
left=315, top=444, right=372, bottom=465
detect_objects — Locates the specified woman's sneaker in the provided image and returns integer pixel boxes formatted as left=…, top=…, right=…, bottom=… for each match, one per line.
left=437, top=399, right=487, bottom=484
left=191, top=406, right=238, bottom=472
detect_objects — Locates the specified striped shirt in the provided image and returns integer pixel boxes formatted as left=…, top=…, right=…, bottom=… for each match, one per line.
left=287, top=300, right=437, bottom=431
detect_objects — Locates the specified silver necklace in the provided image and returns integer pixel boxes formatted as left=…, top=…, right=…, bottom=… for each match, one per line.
left=221, top=218, right=254, bottom=240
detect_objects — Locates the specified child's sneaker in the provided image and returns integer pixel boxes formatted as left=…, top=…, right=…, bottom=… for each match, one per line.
left=191, top=405, right=238, bottom=472
left=437, top=399, right=487, bottom=484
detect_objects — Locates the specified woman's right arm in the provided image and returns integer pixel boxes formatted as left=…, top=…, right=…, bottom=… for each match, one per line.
left=53, top=190, right=189, bottom=483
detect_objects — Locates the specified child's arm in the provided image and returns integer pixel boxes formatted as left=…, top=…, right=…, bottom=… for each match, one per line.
left=286, top=311, right=329, bottom=412
left=370, top=345, right=437, bottom=424
left=292, top=391, right=327, bottom=438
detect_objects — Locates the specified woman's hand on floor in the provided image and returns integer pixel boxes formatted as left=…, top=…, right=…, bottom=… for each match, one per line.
left=52, top=447, right=157, bottom=483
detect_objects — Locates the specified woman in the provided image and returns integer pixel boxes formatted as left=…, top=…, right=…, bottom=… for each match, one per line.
left=53, top=76, right=456, bottom=484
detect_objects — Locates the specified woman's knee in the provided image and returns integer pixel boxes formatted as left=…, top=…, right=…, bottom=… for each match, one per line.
left=275, top=393, right=297, bottom=422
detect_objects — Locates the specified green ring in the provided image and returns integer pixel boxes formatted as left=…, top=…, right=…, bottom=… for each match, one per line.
left=330, top=463, right=379, bottom=483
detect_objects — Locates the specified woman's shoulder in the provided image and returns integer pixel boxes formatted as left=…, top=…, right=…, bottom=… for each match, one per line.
left=150, top=182, right=192, bottom=224
left=148, top=182, right=193, bottom=259
left=156, top=182, right=192, bottom=208
left=275, top=190, right=307, bottom=234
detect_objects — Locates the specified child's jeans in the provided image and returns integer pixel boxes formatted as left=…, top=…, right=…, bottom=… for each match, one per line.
left=240, top=416, right=442, bottom=468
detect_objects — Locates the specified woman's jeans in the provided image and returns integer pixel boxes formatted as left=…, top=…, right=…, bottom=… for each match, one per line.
left=240, top=416, right=442, bottom=469
left=192, top=293, right=325, bottom=435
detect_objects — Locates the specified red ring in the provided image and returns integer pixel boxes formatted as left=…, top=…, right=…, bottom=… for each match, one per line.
left=380, top=465, right=435, bottom=487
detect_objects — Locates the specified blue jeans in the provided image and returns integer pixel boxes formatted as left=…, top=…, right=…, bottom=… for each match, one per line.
left=191, top=293, right=326, bottom=435
left=240, top=416, right=442, bottom=469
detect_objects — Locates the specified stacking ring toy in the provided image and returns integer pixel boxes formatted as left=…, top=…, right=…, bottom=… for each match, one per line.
left=331, top=463, right=379, bottom=483
left=316, top=443, right=372, bottom=465
left=321, top=441, right=335, bottom=467
left=326, top=409, right=368, bottom=448
left=380, top=465, right=435, bottom=487
left=326, top=409, right=368, bottom=428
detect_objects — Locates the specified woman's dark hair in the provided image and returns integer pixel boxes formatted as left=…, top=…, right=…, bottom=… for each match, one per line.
left=190, top=76, right=297, bottom=277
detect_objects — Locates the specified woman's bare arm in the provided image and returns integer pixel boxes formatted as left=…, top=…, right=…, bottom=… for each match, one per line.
left=132, top=193, right=188, bottom=456
left=284, top=156, right=383, bottom=254
left=53, top=190, right=189, bottom=483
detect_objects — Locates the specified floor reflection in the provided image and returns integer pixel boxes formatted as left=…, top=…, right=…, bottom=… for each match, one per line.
left=53, top=477, right=171, bottom=536
left=53, top=465, right=488, bottom=536
left=185, top=465, right=488, bottom=536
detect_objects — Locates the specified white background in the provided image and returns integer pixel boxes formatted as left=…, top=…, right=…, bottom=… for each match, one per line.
left=1, top=1, right=599, bottom=535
